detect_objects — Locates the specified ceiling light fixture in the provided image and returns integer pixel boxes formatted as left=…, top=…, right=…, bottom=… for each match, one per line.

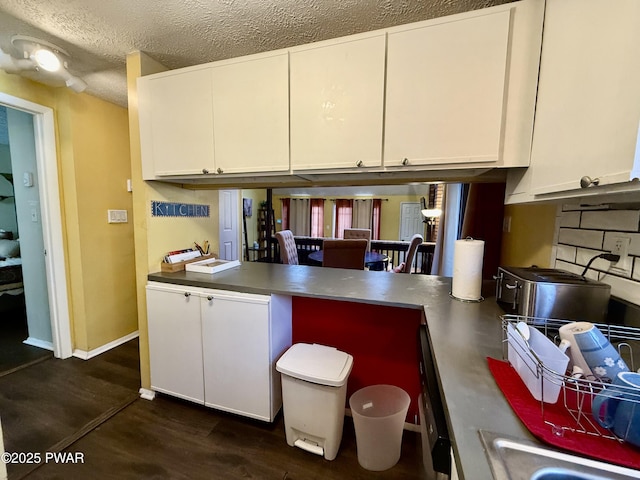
left=32, top=48, right=62, bottom=72
left=0, top=35, right=87, bottom=93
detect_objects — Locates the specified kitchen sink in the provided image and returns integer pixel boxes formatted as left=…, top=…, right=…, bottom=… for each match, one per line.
left=479, top=430, right=640, bottom=480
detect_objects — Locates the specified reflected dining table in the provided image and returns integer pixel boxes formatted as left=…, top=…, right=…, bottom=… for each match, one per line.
left=307, top=250, right=389, bottom=270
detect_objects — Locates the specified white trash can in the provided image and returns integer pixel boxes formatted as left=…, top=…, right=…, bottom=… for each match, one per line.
left=276, top=343, right=354, bottom=461
left=349, top=384, right=410, bottom=471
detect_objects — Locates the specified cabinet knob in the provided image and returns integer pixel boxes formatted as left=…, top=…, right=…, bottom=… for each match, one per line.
left=202, top=168, right=209, bottom=174
left=580, top=176, right=600, bottom=188
left=184, top=292, right=191, bottom=297
left=402, top=158, right=409, bottom=166
left=356, top=160, right=364, bottom=168
left=207, top=295, right=213, bottom=301
left=217, top=168, right=224, bottom=174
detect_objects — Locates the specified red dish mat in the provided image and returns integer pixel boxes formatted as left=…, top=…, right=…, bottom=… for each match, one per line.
left=487, top=357, right=640, bottom=470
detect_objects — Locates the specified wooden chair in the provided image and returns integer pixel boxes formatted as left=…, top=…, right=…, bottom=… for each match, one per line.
left=397, top=234, right=423, bottom=273
left=322, top=239, right=368, bottom=270
left=343, top=228, right=371, bottom=251
left=275, top=230, right=299, bottom=265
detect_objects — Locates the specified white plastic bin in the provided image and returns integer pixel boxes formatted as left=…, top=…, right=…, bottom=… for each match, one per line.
left=276, top=343, right=353, bottom=461
left=349, top=384, right=410, bottom=471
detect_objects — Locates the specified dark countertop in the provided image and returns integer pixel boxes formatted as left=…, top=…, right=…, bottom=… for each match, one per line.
left=148, top=262, right=534, bottom=479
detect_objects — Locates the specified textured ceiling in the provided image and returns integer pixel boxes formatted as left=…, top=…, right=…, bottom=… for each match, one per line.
left=0, top=0, right=515, bottom=108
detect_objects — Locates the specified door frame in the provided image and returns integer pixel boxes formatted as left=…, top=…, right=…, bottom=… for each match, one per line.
left=0, top=93, right=72, bottom=359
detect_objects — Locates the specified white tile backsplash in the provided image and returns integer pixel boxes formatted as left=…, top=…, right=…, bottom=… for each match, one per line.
left=557, top=228, right=604, bottom=250
left=556, top=244, right=576, bottom=262
left=580, top=210, right=640, bottom=231
left=559, top=210, right=581, bottom=228
left=554, top=204, right=640, bottom=306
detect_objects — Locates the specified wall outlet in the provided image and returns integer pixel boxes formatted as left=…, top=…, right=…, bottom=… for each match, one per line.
left=610, top=235, right=632, bottom=276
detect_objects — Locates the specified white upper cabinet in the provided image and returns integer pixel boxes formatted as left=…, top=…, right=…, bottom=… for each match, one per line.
left=289, top=34, right=386, bottom=171
left=529, top=0, right=640, bottom=196
left=139, top=68, right=215, bottom=178
left=384, top=11, right=510, bottom=168
left=139, top=53, right=290, bottom=179
left=212, top=53, right=289, bottom=174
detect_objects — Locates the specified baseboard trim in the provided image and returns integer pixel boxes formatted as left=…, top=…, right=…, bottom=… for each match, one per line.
left=73, top=331, right=139, bottom=360
left=139, top=388, right=155, bottom=401
left=23, top=337, right=54, bottom=351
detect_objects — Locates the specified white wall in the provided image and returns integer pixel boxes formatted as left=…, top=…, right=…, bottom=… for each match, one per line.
left=552, top=202, right=640, bottom=307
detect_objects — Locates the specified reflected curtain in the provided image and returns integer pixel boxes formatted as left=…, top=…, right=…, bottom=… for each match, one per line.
left=334, top=199, right=353, bottom=238
left=372, top=199, right=382, bottom=240
left=310, top=198, right=324, bottom=238
left=289, top=198, right=310, bottom=236
left=352, top=199, right=373, bottom=229
left=281, top=198, right=290, bottom=230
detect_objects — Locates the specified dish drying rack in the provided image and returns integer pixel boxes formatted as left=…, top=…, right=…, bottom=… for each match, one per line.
left=501, top=314, right=640, bottom=444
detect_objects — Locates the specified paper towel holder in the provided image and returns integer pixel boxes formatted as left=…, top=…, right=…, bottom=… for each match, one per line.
left=450, top=237, right=485, bottom=303
left=449, top=292, right=484, bottom=303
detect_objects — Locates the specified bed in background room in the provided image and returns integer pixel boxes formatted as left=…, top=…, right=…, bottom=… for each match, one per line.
left=0, top=238, right=23, bottom=312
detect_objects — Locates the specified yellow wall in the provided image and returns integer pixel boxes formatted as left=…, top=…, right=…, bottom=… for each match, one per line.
left=500, top=203, right=557, bottom=267
left=271, top=193, right=423, bottom=239
left=127, top=52, right=220, bottom=389
left=0, top=71, right=138, bottom=351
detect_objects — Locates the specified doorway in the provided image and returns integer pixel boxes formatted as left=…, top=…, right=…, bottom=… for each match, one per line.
left=0, top=106, right=53, bottom=373
left=0, top=93, right=71, bottom=361
left=218, top=189, right=240, bottom=261
left=399, top=202, right=423, bottom=241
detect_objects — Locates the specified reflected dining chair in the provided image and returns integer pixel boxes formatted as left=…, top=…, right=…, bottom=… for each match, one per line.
left=322, top=239, right=368, bottom=270
left=343, top=228, right=372, bottom=251
left=395, top=233, right=423, bottom=273
left=275, top=230, right=299, bottom=265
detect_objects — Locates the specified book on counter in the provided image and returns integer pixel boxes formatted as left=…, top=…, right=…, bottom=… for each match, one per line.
left=164, top=249, right=202, bottom=264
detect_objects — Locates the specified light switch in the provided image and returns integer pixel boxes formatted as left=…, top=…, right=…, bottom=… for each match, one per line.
left=108, top=209, right=128, bottom=223
left=23, top=172, right=33, bottom=187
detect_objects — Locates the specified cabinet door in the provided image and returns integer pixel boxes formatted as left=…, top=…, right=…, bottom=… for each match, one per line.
left=530, top=0, right=640, bottom=195
left=384, top=10, right=511, bottom=167
left=212, top=53, right=289, bottom=174
left=146, top=284, right=205, bottom=404
left=290, top=34, right=385, bottom=170
left=139, top=68, right=216, bottom=177
left=201, top=291, right=273, bottom=421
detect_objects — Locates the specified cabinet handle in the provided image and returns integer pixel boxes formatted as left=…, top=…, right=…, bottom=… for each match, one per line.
left=207, top=295, right=213, bottom=301
left=580, top=176, right=600, bottom=188
left=202, top=168, right=209, bottom=174
left=402, top=158, right=409, bottom=166
left=184, top=292, right=191, bottom=297
left=217, top=168, right=224, bottom=174
left=356, top=160, right=364, bottom=168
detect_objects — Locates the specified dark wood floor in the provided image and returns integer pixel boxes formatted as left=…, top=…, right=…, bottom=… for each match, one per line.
left=0, top=300, right=52, bottom=377
left=2, top=339, right=427, bottom=479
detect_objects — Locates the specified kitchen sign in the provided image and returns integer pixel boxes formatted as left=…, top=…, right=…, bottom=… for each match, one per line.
left=151, top=201, right=210, bottom=218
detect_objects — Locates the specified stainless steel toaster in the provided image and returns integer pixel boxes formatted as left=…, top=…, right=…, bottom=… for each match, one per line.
left=495, top=266, right=611, bottom=323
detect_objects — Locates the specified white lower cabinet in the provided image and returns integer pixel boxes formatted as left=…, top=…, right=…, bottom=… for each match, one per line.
left=146, top=283, right=205, bottom=404
left=146, top=282, right=292, bottom=422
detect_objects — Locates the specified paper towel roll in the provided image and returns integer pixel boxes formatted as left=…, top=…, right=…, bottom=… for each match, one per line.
left=452, top=238, right=485, bottom=301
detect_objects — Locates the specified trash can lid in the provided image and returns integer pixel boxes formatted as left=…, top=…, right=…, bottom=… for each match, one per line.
left=276, top=343, right=353, bottom=387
